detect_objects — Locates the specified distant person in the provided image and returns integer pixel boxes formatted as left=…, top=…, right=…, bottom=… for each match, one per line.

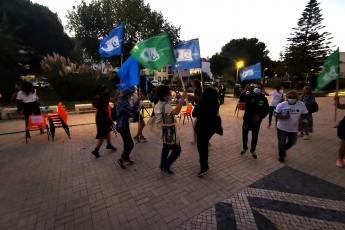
left=239, top=84, right=269, bottom=158
left=218, top=84, right=226, bottom=105
left=91, top=85, right=117, bottom=158
left=299, top=86, right=316, bottom=140
left=275, top=91, right=308, bottom=163
left=191, top=79, right=202, bottom=106
left=116, top=88, right=140, bottom=169
left=16, top=81, right=42, bottom=136
left=153, top=85, right=187, bottom=174
left=193, top=87, right=222, bottom=177
left=333, top=94, right=345, bottom=168
left=267, top=86, right=284, bottom=128
left=130, top=87, right=147, bottom=143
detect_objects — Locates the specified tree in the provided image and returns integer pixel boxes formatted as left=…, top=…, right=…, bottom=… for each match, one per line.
left=67, top=0, right=181, bottom=61
left=210, top=38, right=271, bottom=84
left=284, top=0, right=333, bottom=81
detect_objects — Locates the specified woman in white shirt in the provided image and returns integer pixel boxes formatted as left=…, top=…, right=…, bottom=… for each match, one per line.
left=16, top=81, right=41, bottom=135
left=267, top=86, right=284, bottom=128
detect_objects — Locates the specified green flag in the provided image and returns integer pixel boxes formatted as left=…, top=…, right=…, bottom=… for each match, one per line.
left=130, top=32, right=175, bottom=70
left=316, top=49, right=339, bottom=91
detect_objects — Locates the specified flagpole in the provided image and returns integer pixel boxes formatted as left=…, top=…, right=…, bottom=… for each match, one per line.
left=121, top=54, right=123, bottom=66
left=335, top=48, right=340, bottom=122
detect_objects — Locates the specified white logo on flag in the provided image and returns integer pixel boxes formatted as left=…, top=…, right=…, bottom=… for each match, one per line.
left=140, top=48, right=160, bottom=62
left=241, top=69, right=254, bottom=79
left=175, top=49, right=193, bottom=62
left=101, top=36, right=119, bottom=52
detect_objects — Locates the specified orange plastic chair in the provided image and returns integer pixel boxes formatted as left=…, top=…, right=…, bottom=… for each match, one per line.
left=47, top=102, right=70, bottom=141
left=179, top=103, right=194, bottom=125
left=234, top=102, right=246, bottom=117
left=26, top=114, right=50, bottom=143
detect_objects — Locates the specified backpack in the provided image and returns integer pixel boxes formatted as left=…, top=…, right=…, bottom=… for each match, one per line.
left=308, top=101, right=319, bottom=113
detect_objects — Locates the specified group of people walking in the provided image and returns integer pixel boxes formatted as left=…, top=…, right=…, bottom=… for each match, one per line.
left=90, top=81, right=345, bottom=176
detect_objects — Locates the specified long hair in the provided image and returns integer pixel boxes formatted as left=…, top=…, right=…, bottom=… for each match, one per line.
left=198, top=87, right=219, bottom=115
left=22, top=81, right=35, bottom=95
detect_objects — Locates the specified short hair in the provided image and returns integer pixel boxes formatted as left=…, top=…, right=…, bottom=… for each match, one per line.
left=286, top=90, right=298, bottom=98
left=156, top=85, right=171, bottom=101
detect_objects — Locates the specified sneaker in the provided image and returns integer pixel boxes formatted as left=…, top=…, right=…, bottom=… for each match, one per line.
left=91, top=150, right=100, bottom=158
left=240, top=149, right=247, bottom=155
left=278, top=157, right=285, bottom=163
left=123, top=158, right=134, bottom=165
left=336, top=159, right=344, bottom=168
left=106, top=144, right=117, bottom=151
left=303, top=135, right=309, bottom=140
left=299, top=133, right=304, bottom=137
left=251, top=152, right=257, bottom=159
left=166, top=169, right=174, bottom=174
left=133, top=136, right=141, bottom=143
left=117, top=159, right=126, bottom=169
left=140, top=135, right=147, bottom=143
left=197, top=170, right=208, bottom=177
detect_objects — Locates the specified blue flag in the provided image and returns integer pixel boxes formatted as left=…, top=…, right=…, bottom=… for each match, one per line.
left=240, top=62, right=262, bottom=81
left=99, top=24, right=124, bottom=57
left=117, top=56, right=140, bottom=89
left=173, top=39, right=201, bottom=70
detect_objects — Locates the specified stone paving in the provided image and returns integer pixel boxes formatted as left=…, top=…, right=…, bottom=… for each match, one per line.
left=0, top=96, right=344, bottom=230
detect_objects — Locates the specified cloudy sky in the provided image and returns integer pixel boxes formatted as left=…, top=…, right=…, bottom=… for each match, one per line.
left=31, top=0, right=344, bottom=60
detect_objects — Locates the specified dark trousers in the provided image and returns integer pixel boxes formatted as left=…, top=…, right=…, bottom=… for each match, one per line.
left=268, top=106, right=277, bottom=126
left=277, top=129, right=298, bottom=158
left=197, top=131, right=214, bottom=171
left=23, top=102, right=41, bottom=127
left=160, top=144, right=181, bottom=170
left=119, top=124, right=134, bottom=160
left=242, top=120, right=261, bottom=152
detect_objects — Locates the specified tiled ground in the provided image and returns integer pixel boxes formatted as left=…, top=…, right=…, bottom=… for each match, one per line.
left=0, top=96, right=344, bottom=230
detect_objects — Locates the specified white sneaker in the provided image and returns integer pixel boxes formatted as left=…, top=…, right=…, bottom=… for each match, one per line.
left=303, top=135, right=309, bottom=140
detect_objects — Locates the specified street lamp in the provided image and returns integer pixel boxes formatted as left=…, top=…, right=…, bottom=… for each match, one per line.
left=235, top=60, right=244, bottom=84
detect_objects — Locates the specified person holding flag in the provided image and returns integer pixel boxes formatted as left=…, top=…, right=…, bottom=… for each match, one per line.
left=315, top=48, right=342, bottom=167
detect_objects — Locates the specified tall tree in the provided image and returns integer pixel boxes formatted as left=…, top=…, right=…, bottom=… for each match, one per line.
left=210, top=38, right=271, bottom=84
left=284, top=0, right=333, bottom=79
left=67, top=0, right=181, bottom=61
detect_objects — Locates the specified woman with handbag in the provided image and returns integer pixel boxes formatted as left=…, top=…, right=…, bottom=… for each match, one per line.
left=116, top=88, right=140, bottom=168
left=91, top=85, right=117, bottom=158
left=334, top=94, right=345, bottom=168
left=153, top=85, right=187, bottom=174
left=192, top=87, right=222, bottom=177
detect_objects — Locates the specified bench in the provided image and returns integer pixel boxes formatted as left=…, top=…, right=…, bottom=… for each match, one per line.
left=1, top=108, right=23, bottom=120
left=75, top=103, right=114, bottom=113
left=0, top=106, right=57, bottom=120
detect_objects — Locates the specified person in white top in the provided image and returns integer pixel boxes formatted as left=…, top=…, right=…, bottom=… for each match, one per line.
left=267, top=86, right=284, bottom=128
left=16, top=81, right=41, bottom=134
left=129, top=87, right=147, bottom=143
left=275, top=91, right=308, bottom=163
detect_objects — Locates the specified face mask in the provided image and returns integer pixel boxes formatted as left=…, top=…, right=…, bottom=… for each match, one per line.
left=253, top=88, right=261, bottom=94
left=287, top=98, right=297, bottom=104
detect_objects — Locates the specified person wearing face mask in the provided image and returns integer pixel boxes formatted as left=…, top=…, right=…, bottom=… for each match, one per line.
left=153, top=85, right=187, bottom=174
left=239, top=83, right=269, bottom=158
left=275, top=91, right=309, bottom=163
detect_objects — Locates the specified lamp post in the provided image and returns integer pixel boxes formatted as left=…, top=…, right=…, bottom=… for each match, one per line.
left=263, top=67, right=268, bottom=86
left=235, top=60, right=244, bottom=84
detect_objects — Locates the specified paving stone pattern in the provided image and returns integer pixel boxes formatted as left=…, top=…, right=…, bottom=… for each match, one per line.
left=0, top=97, right=344, bottom=230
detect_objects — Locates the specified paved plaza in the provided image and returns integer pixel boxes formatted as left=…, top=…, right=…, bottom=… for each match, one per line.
left=0, top=96, right=344, bottom=230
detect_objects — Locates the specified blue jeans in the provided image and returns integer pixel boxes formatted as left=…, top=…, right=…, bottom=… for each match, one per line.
left=160, top=144, right=181, bottom=170
left=277, top=129, right=298, bottom=158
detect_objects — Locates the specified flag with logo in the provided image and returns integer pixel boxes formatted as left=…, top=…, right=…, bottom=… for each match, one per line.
left=173, top=39, right=201, bottom=70
left=240, top=62, right=262, bottom=81
left=316, top=49, right=339, bottom=91
left=130, top=32, right=175, bottom=70
left=117, top=56, right=140, bottom=89
left=99, top=24, right=124, bottom=57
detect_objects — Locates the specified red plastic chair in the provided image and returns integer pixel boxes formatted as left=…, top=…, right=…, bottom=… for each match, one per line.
left=26, top=114, right=50, bottom=144
left=179, top=103, right=194, bottom=125
left=47, top=102, right=70, bottom=141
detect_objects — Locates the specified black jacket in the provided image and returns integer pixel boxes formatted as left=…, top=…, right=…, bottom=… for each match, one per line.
left=240, top=92, right=269, bottom=121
